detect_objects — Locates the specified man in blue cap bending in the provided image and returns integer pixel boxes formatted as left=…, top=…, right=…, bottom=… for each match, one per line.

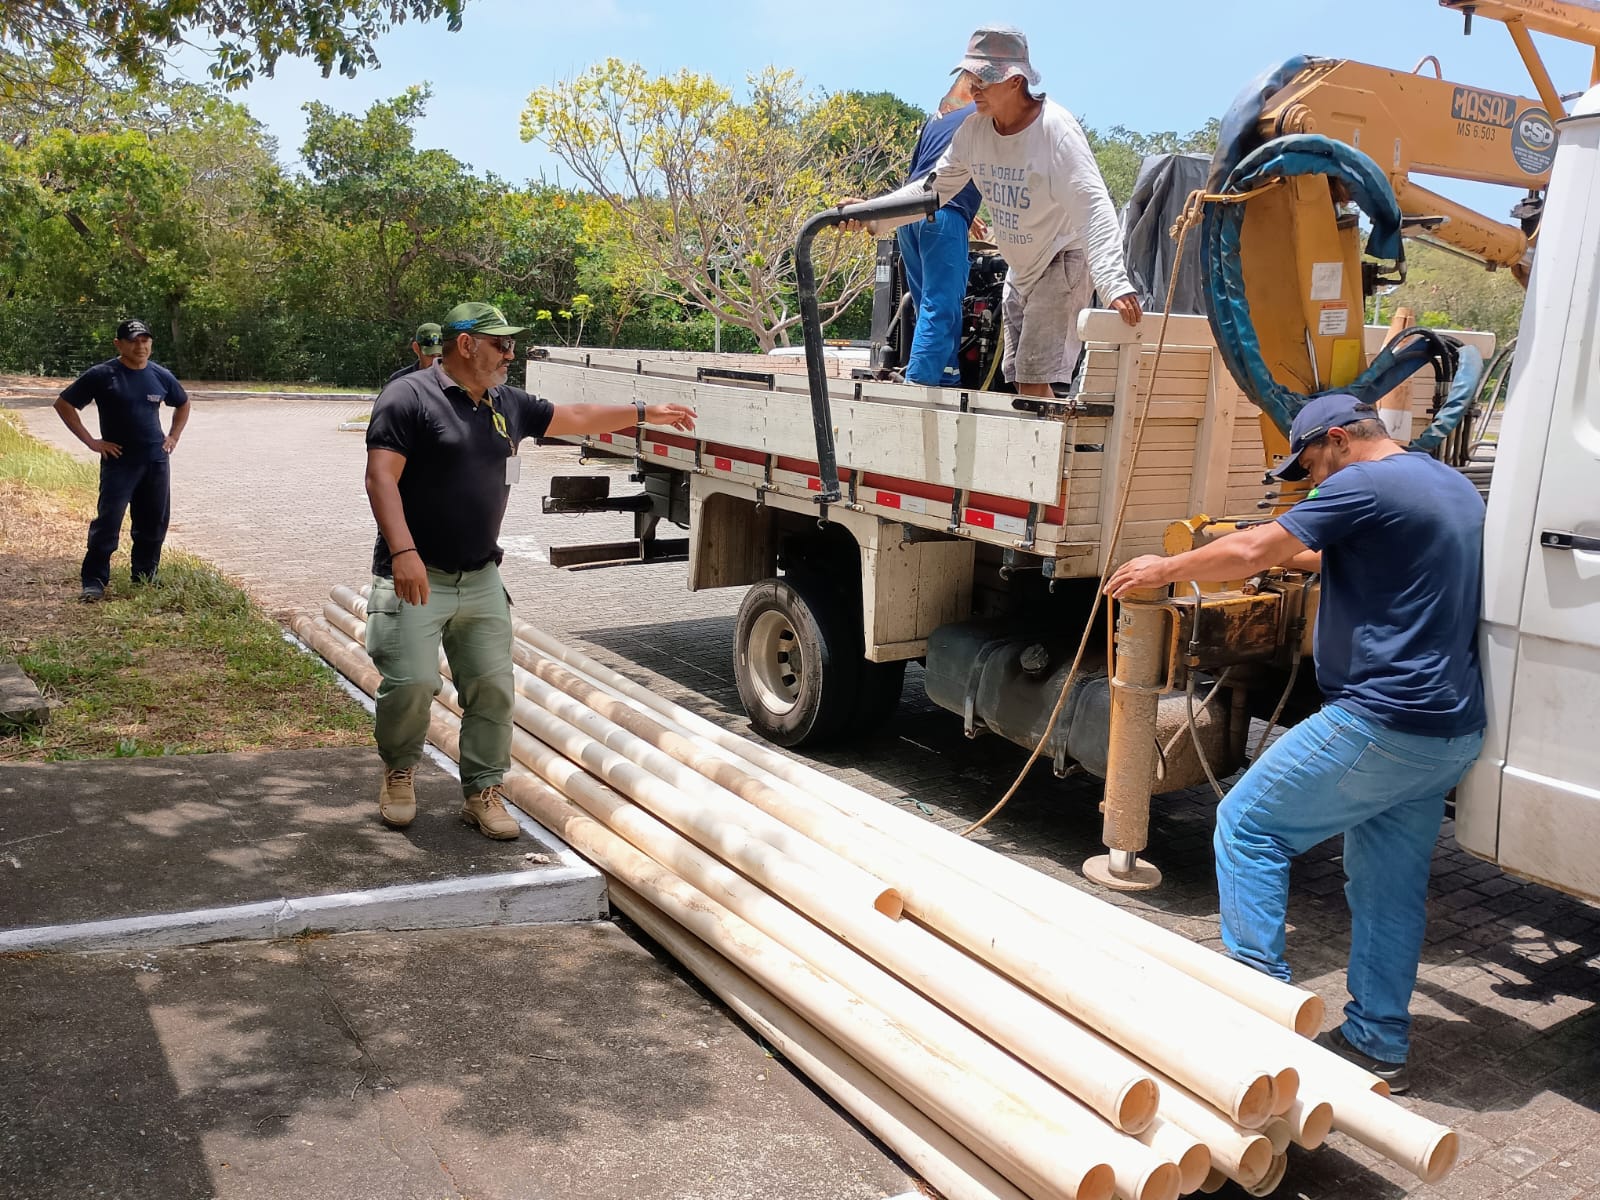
left=1105, top=394, right=1487, bottom=1093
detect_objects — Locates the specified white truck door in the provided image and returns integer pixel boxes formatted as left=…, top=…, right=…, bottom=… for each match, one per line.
left=1457, top=87, right=1600, bottom=902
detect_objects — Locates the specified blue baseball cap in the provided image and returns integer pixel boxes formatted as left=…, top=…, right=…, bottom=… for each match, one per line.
left=1269, top=394, right=1381, bottom=481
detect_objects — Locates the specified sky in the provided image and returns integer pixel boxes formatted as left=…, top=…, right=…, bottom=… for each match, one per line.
left=171, top=0, right=1600, bottom=216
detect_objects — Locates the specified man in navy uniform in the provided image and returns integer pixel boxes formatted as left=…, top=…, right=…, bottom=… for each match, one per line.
left=53, top=318, right=190, bottom=602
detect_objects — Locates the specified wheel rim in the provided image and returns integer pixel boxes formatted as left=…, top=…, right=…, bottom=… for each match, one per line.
left=747, top=608, right=803, bottom=716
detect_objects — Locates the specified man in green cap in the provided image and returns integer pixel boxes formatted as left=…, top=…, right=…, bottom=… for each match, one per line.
left=362, top=301, right=696, bottom=839
left=386, top=321, right=445, bottom=387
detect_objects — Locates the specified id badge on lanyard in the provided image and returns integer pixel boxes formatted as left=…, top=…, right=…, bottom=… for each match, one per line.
left=488, top=398, right=519, bottom=484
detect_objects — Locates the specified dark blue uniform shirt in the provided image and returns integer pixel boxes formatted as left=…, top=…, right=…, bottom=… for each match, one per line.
left=59, top=358, right=188, bottom=457
left=906, top=103, right=982, bottom=228
left=1277, top=452, right=1487, bottom=737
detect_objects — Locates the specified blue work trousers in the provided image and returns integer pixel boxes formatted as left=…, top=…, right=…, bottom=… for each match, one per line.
left=82, top=450, right=170, bottom=589
left=897, top=208, right=969, bottom=386
left=1214, top=703, right=1483, bottom=1063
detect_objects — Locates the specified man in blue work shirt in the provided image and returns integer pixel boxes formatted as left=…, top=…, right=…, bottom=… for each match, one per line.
left=1106, top=395, right=1487, bottom=1092
left=53, top=318, right=191, bottom=602
left=896, top=83, right=983, bottom=386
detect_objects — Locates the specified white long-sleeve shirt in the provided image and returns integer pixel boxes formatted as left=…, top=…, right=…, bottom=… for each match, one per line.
left=883, top=98, right=1133, bottom=302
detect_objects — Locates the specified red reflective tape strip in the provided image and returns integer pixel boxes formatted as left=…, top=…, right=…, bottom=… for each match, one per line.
left=650, top=442, right=668, bottom=456
left=713, top=456, right=732, bottom=471
left=875, top=490, right=902, bottom=509
left=598, top=433, right=613, bottom=444
left=807, top=477, right=822, bottom=491
left=964, top=509, right=996, bottom=529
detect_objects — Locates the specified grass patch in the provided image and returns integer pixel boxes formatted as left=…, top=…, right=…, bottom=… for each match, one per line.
left=0, top=409, right=369, bottom=761
left=0, top=410, right=98, bottom=493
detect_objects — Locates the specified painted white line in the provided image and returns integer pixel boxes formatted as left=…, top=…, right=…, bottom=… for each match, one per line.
left=0, top=867, right=607, bottom=953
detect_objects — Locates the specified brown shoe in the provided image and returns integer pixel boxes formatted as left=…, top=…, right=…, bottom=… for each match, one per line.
left=378, top=766, right=417, bottom=828
left=461, top=784, right=519, bottom=840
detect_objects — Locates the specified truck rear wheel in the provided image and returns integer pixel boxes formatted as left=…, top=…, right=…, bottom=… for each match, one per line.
left=734, top=576, right=861, bottom=747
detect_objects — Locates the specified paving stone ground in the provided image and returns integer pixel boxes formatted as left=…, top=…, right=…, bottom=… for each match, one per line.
left=13, top=391, right=1600, bottom=1199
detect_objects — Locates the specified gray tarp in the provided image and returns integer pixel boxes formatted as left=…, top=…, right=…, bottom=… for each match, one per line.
left=1120, top=153, right=1211, bottom=315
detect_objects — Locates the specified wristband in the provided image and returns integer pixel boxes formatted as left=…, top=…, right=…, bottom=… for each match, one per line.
left=392, top=547, right=419, bottom=559
left=634, top=399, right=645, bottom=423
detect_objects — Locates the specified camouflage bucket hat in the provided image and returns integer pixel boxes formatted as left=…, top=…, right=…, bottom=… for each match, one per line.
left=952, top=25, right=1042, bottom=87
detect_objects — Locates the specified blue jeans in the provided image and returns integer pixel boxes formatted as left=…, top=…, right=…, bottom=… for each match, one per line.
left=897, top=208, right=969, bottom=386
left=1215, top=704, right=1484, bottom=1063
left=83, top=450, right=170, bottom=589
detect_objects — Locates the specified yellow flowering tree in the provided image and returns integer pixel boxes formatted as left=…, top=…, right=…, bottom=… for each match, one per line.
left=522, top=59, right=919, bottom=352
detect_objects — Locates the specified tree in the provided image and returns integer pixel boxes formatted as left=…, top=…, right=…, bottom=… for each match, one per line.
left=522, top=60, right=917, bottom=352
left=297, top=86, right=491, bottom=321
left=1377, top=242, right=1526, bottom=348
left=1085, top=120, right=1221, bottom=209
left=0, top=0, right=467, bottom=91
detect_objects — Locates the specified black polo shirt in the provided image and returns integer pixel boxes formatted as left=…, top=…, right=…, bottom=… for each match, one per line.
left=365, top=362, right=554, bottom=576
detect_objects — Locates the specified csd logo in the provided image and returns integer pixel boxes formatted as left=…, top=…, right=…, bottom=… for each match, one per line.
left=1518, top=116, right=1555, bottom=148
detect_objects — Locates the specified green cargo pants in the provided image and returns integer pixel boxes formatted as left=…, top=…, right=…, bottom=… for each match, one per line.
left=366, top=562, right=515, bottom=798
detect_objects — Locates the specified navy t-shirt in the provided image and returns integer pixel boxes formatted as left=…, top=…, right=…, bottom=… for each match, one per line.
left=907, top=104, right=982, bottom=228
left=365, top=363, right=554, bottom=576
left=59, top=358, right=188, bottom=455
left=1276, top=452, right=1487, bottom=737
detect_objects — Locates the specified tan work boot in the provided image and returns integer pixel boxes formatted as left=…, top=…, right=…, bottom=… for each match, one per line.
left=378, top=766, right=417, bottom=828
left=461, top=783, right=520, bottom=840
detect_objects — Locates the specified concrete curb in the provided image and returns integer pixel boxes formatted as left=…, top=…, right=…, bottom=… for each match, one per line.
left=0, top=866, right=607, bottom=954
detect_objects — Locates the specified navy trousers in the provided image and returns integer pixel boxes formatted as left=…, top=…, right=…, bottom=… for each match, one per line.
left=83, top=451, right=170, bottom=589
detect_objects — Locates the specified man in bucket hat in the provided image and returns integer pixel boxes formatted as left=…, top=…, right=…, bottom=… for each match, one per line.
left=848, top=26, right=1141, bottom=399
left=362, top=301, right=695, bottom=839
left=1105, top=395, right=1487, bottom=1093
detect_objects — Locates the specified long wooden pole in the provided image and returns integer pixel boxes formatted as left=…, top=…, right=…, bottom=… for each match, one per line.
left=293, top=617, right=1118, bottom=1200
left=326, top=595, right=1168, bottom=1137
left=501, top=612, right=1324, bottom=1039
left=308, top=603, right=1461, bottom=1187
left=490, top=703, right=1182, bottom=1200
left=611, top=884, right=1034, bottom=1200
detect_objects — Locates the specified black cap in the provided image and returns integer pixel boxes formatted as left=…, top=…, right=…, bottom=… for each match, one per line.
left=116, top=319, right=152, bottom=341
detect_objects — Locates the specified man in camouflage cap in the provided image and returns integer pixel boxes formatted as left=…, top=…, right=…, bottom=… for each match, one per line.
left=386, top=321, right=445, bottom=387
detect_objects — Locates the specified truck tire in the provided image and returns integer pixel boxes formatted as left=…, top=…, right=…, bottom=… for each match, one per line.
left=734, top=576, right=861, bottom=747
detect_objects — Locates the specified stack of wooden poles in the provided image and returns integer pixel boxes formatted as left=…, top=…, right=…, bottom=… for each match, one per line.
left=293, top=585, right=1459, bottom=1200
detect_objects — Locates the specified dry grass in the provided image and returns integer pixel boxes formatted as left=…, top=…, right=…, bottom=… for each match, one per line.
left=0, top=411, right=369, bottom=761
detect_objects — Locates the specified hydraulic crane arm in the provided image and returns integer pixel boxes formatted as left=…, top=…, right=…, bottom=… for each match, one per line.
left=1199, top=0, right=1600, bottom=456
left=1256, top=57, right=1554, bottom=267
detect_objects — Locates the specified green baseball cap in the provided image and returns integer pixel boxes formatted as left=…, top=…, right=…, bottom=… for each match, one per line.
left=414, top=322, right=443, bottom=353
left=441, top=302, right=525, bottom=338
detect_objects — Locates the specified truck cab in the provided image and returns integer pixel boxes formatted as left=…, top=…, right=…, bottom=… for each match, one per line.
left=1455, top=84, right=1600, bottom=903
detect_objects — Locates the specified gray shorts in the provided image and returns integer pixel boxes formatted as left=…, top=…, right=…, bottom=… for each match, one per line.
left=1001, top=248, right=1092, bottom=386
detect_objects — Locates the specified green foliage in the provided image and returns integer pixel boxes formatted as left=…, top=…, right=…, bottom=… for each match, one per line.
left=1378, top=242, right=1526, bottom=349
left=0, top=411, right=97, bottom=492
left=0, top=413, right=368, bottom=760
left=523, top=61, right=919, bottom=351
left=1084, top=120, right=1220, bottom=208
left=0, top=1, right=467, bottom=92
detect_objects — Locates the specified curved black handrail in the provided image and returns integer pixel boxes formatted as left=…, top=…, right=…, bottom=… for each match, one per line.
left=794, top=189, right=938, bottom=501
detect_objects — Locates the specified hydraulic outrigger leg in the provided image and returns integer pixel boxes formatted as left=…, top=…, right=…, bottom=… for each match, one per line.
left=1084, top=589, right=1167, bottom=892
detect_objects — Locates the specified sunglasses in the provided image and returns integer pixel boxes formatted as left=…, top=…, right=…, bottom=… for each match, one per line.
left=471, top=333, right=516, bottom=354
